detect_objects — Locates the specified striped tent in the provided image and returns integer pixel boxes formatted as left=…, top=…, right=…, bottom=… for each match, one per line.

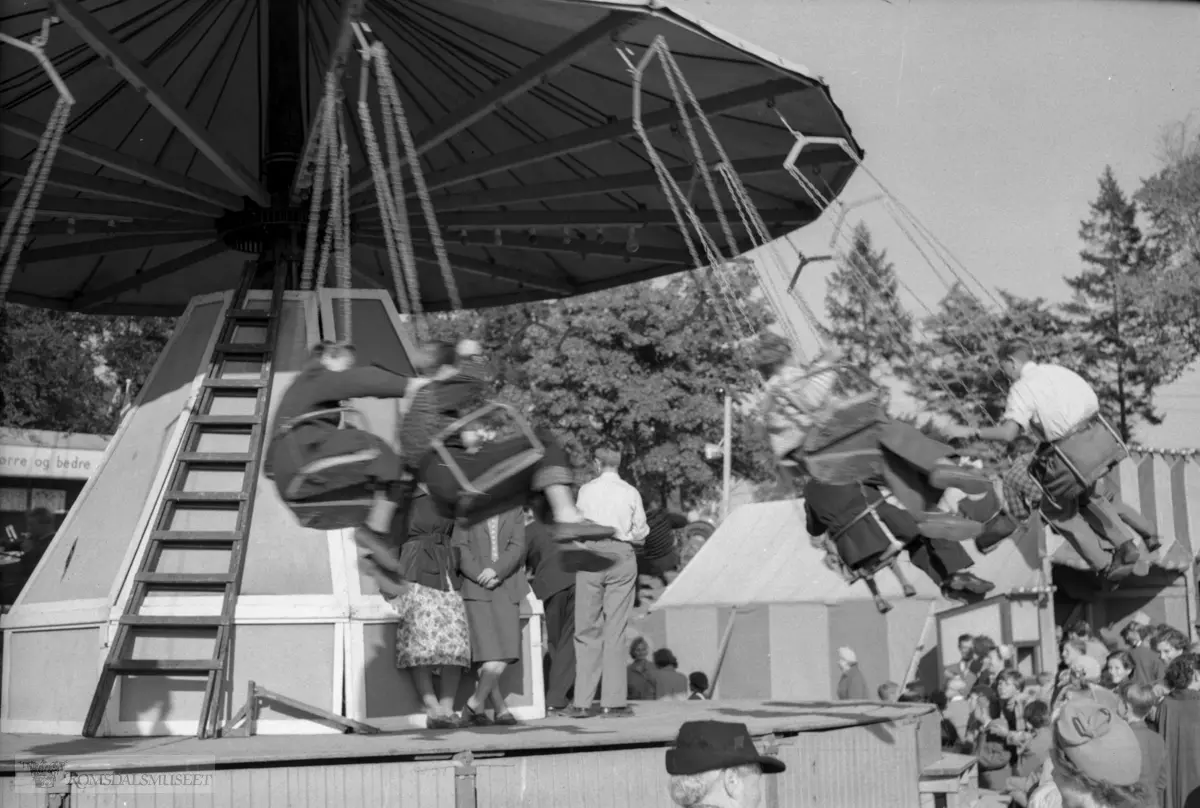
left=1050, top=449, right=1199, bottom=571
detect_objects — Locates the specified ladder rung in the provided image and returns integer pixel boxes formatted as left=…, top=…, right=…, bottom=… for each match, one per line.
left=136, top=572, right=235, bottom=587
left=215, top=342, right=269, bottom=354
left=120, top=615, right=229, bottom=627
left=228, top=308, right=272, bottom=320
left=203, top=378, right=265, bottom=389
left=165, top=491, right=246, bottom=503
left=151, top=530, right=240, bottom=544
left=109, top=659, right=222, bottom=674
left=179, top=452, right=254, bottom=464
left=192, top=415, right=260, bottom=427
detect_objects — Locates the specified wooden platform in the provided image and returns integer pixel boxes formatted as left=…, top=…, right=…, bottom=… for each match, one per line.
left=1, top=700, right=945, bottom=808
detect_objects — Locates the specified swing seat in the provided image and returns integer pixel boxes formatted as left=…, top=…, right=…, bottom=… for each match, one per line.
left=1038, top=416, right=1128, bottom=502
left=800, top=394, right=888, bottom=486
left=429, top=401, right=546, bottom=515
left=275, top=408, right=380, bottom=529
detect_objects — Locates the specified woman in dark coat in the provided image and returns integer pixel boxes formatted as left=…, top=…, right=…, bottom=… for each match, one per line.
left=390, top=486, right=471, bottom=729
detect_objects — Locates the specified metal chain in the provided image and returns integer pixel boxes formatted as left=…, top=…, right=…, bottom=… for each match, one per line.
left=336, top=130, right=352, bottom=344
left=314, top=105, right=345, bottom=294
left=0, top=96, right=70, bottom=299
left=374, top=47, right=461, bottom=312
left=300, top=83, right=337, bottom=291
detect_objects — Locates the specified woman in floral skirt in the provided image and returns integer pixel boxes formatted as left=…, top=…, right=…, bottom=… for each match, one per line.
left=389, top=484, right=471, bottom=729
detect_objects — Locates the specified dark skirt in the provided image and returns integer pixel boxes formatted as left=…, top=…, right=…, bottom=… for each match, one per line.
left=463, top=597, right=521, bottom=663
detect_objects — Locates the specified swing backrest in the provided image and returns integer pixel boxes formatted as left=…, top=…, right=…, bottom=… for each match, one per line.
left=277, top=406, right=369, bottom=436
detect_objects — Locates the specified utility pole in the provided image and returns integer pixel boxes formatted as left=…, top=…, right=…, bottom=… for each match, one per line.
left=721, top=391, right=732, bottom=521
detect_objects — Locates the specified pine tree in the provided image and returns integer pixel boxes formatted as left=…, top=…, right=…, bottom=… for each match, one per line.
left=823, top=222, right=914, bottom=380
left=1062, top=166, right=1179, bottom=440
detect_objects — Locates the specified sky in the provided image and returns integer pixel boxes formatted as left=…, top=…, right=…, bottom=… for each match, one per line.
left=671, top=0, right=1200, bottom=449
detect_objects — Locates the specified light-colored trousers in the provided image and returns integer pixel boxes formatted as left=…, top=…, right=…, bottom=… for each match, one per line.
left=572, top=540, right=637, bottom=709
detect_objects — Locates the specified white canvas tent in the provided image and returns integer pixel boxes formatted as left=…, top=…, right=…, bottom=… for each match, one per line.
left=0, top=288, right=544, bottom=736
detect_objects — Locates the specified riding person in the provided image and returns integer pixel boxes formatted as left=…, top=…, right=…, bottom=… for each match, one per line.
left=756, top=333, right=992, bottom=521
left=803, top=477, right=995, bottom=600
left=942, top=340, right=1150, bottom=578
left=399, top=341, right=613, bottom=543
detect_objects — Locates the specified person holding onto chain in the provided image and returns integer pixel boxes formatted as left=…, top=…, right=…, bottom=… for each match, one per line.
left=942, top=340, right=1151, bottom=579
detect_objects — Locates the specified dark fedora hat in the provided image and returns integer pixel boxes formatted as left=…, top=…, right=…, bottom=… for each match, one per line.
left=665, top=721, right=786, bottom=776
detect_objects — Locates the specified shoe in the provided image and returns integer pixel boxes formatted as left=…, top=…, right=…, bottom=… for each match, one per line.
left=492, top=711, right=519, bottom=726
left=551, top=520, right=616, bottom=542
left=544, top=706, right=571, bottom=718
left=564, top=706, right=594, bottom=719
left=929, top=466, right=992, bottom=496
left=945, top=572, right=995, bottom=596
left=426, top=713, right=463, bottom=730
left=918, top=513, right=984, bottom=542
left=1105, top=561, right=1137, bottom=583
left=974, top=514, right=1018, bottom=555
left=598, top=706, right=634, bottom=718
left=354, top=527, right=402, bottom=572
left=1115, top=541, right=1141, bottom=566
left=461, top=703, right=494, bottom=727
left=559, top=545, right=617, bottom=573
left=1144, top=535, right=1162, bottom=553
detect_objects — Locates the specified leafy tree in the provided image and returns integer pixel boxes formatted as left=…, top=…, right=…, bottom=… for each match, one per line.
left=1062, top=166, right=1181, bottom=440
left=1135, top=119, right=1200, bottom=363
left=88, top=315, right=176, bottom=416
left=823, top=222, right=915, bottom=379
left=0, top=304, right=113, bottom=433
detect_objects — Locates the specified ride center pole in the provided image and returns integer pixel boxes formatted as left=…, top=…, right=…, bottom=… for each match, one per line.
left=721, top=392, right=732, bottom=521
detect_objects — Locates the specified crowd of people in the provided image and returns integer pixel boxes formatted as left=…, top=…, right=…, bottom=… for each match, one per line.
left=840, top=619, right=1199, bottom=808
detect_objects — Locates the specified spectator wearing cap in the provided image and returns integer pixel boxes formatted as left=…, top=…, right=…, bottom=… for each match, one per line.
left=1047, top=700, right=1147, bottom=808
left=836, top=647, right=868, bottom=700
left=665, top=720, right=785, bottom=808
left=653, top=648, right=689, bottom=700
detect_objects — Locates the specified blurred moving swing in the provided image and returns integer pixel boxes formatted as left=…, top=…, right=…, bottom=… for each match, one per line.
left=274, top=23, right=543, bottom=531
left=625, top=36, right=999, bottom=610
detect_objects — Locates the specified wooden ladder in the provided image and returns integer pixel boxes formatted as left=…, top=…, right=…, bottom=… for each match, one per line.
left=83, top=264, right=286, bottom=739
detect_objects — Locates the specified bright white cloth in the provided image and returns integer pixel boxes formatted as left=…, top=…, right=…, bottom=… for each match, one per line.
left=576, top=470, right=649, bottom=545
left=1002, top=362, right=1099, bottom=441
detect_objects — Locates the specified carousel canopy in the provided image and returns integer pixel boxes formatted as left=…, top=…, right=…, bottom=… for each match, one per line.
left=0, top=0, right=861, bottom=315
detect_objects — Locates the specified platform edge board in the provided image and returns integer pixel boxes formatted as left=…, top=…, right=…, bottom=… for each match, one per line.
left=0, top=702, right=935, bottom=771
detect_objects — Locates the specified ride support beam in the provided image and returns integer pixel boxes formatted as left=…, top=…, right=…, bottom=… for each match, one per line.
left=0, top=193, right=214, bottom=222
left=290, top=0, right=366, bottom=202
left=347, top=10, right=642, bottom=197
left=408, top=153, right=841, bottom=214
left=359, top=231, right=691, bottom=265
left=0, top=158, right=224, bottom=218
left=0, top=111, right=243, bottom=210
left=19, top=232, right=220, bottom=264
left=411, top=249, right=574, bottom=295
left=74, top=241, right=231, bottom=310
left=416, top=78, right=811, bottom=193
left=357, top=208, right=812, bottom=231
left=28, top=220, right=218, bottom=237
left=51, top=0, right=270, bottom=206
left=263, top=0, right=306, bottom=201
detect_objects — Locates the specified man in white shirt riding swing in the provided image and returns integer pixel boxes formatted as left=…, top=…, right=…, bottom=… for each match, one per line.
left=943, top=339, right=1155, bottom=579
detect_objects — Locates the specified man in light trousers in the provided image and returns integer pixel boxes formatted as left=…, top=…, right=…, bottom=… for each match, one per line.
left=567, top=447, right=648, bottom=718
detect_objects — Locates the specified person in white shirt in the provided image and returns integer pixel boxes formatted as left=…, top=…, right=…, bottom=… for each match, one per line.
left=943, top=340, right=1148, bottom=579
left=568, top=447, right=648, bottom=718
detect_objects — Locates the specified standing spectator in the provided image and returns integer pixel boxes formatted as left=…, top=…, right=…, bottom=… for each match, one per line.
left=665, top=721, right=786, bottom=808
left=966, top=686, right=1012, bottom=791
left=653, top=648, right=689, bottom=700
left=836, top=647, right=869, bottom=700
left=1157, top=652, right=1200, bottom=808
left=945, top=634, right=977, bottom=687
left=1053, top=639, right=1089, bottom=703
left=1049, top=701, right=1148, bottom=808
left=943, top=676, right=973, bottom=746
left=570, top=447, right=648, bottom=718
left=627, top=637, right=656, bottom=701
left=1103, top=650, right=1135, bottom=690
left=995, top=669, right=1029, bottom=758
left=1067, top=622, right=1110, bottom=666
left=1120, top=683, right=1168, bottom=806
left=688, top=672, right=710, bottom=700
left=389, top=486, right=470, bottom=729
left=455, top=506, right=528, bottom=726
left=1122, top=621, right=1165, bottom=686
left=878, top=682, right=901, bottom=702
left=524, top=505, right=577, bottom=716
left=1153, top=627, right=1190, bottom=668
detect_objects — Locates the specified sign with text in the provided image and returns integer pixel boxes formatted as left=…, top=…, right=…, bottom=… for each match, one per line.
left=0, top=444, right=105, bottom=480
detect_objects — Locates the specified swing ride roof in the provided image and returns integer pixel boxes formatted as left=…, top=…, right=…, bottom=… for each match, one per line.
left=0, top=0, right=862, bottom=316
